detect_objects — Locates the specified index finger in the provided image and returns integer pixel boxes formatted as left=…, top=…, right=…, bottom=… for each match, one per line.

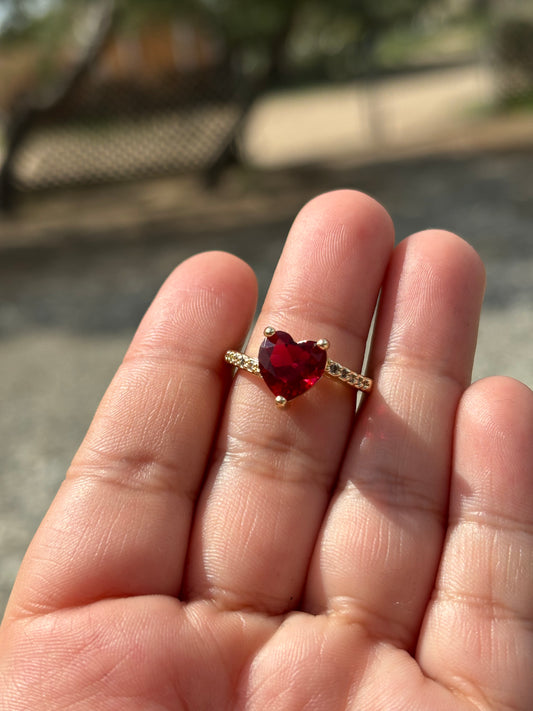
left=5, top=251, right=257, bottom=619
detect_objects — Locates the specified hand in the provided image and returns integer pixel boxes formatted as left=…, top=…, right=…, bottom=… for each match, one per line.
left=1, top=191, right=531, bottom=711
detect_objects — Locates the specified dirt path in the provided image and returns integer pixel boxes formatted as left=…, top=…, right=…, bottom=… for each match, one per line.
left=244, top=64, right=495, bottom=166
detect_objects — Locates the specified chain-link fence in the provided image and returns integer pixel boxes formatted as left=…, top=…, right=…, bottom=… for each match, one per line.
left=0, top=12, right=251, bottom=204
left=490, top=0, right=533, bottom=104
left=13, top=65, right=241, bottom=190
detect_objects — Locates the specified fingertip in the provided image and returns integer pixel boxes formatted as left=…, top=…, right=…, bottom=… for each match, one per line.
left=398, top=229, right=486, bottom=292
left=167, top=250, right=259, bottom=312
left=373, top=228, right=486, bottom=387
left=131, top=251, right=257, bottom=356
left=464, top=374, right=532, bottom=400
left=454, top=376, right=533, bottom=521
left=295, top=189, right=395, bottom=252
left=458, top=375, right=533, bottom=441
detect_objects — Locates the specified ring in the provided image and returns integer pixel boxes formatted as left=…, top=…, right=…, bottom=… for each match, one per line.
left=225, top=327, right=373, bottom=407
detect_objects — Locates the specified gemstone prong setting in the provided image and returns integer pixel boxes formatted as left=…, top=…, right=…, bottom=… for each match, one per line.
left=225, top=329, right=372, bottom=405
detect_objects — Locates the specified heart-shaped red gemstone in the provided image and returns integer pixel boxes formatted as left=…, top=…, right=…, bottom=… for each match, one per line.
left=258, top=330, right=327, bottom=401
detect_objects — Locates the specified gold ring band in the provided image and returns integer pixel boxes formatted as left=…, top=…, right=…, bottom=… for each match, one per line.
left=225, top=327, right=372, bottom=407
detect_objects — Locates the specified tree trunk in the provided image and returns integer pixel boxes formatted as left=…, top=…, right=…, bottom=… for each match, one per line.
left=0, top=0, right=116, bottom=212
left=205, top=1, right=302, bottom=187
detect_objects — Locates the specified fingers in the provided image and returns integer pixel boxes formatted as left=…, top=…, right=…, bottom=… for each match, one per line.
left=304, top=231, right=486, bottom=648
left=418, top=377, right=533, bottom=709
left=6, top=252, right=257, bottom=618
left=183, top=190, right=394, bottom=613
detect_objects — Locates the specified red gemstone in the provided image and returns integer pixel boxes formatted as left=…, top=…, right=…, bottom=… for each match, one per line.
left=258, top=330, right=327, bottom=401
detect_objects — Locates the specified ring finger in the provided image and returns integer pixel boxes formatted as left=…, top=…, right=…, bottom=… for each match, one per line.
left=183, top=190, right=394, bottom=614
left=304, top=230, right=486, bottom=649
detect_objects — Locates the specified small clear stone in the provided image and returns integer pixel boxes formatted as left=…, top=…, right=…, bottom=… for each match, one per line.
left=328, top=362, right=340, bottom=375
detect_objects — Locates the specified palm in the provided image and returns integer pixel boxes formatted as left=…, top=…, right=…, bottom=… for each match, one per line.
left=1, top=192, right=532, bottom=711
left=4, top=593, right=492, bottom=710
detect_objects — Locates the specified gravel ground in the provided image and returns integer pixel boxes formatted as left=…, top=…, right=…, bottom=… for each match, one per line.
left=1, top=125, right=533, bottom=618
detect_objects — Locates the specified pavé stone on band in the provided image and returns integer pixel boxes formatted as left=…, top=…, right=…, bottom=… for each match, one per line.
left=225, top=327, right=373, bottom=407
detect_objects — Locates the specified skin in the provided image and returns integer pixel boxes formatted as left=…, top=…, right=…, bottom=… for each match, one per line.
left=0, top=190, right=531, bottom=710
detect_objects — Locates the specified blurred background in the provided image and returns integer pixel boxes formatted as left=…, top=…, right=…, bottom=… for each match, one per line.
left=1, top=0, right=532, bottom=617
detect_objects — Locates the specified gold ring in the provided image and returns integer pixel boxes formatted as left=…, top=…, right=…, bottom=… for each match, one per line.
left=225, top=327, right=372, bottom=407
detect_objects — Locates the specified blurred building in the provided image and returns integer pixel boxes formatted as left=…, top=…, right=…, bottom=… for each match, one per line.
left=95, top=22, right=224, bottom=83
left=1, top=20, right=225, bottom=115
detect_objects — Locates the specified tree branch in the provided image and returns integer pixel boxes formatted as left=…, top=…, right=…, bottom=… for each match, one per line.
left=0, top=0, right=117, bottom=211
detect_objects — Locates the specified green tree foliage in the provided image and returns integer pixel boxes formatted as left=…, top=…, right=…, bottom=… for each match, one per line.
left=0, top=0, right=444, bottom=90
left=1, top=0, right=440, bottom=48
left=122, top=0, right=442, bottom=49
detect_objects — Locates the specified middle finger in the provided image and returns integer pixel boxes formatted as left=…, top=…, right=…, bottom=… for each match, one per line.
left=183, top=190, right=394, bottom=614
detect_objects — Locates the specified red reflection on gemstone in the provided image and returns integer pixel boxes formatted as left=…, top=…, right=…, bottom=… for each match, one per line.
left=258, top=330, right=327, bottom=401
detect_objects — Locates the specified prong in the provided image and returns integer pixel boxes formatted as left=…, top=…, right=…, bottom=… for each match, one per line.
left=275, top=395, right=287, bottom=408
left=316, top=338, right=330, bottom=351
left=264, top=326, right=276, bottom=338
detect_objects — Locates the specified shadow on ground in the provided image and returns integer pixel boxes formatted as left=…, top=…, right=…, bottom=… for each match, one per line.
left=1, top=146, right=533, bottom=337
